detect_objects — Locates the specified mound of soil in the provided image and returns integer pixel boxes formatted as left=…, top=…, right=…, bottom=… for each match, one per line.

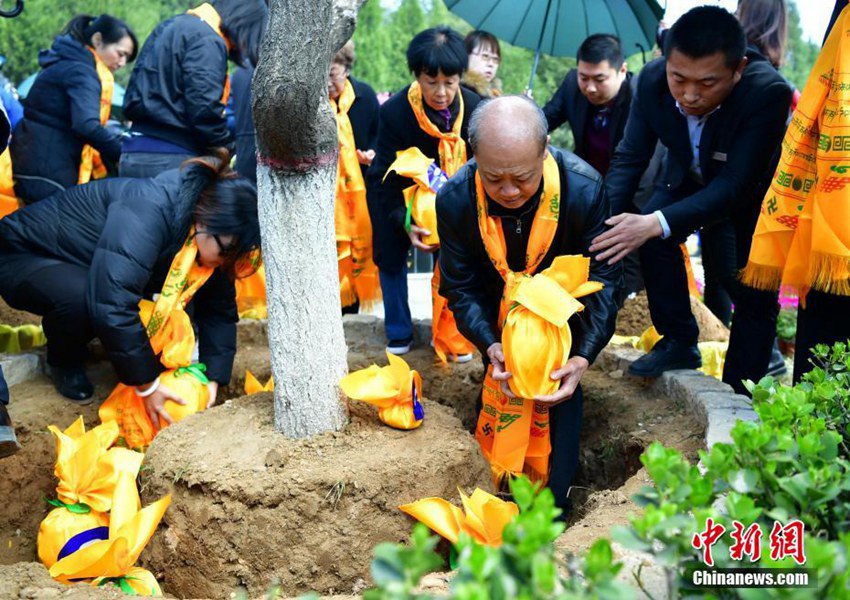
left=0, top=298, right=41, bottom=328
left=616, top=292, right=729, bottom=343
left=139, top=393, right=492, bottom=598
left=0, top=562, right=127, bottom=599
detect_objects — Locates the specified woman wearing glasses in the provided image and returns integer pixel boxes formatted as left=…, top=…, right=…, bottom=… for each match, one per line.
left=463, top=30, right=503, bottom=98
left=0, top=152, right=259, bottom=420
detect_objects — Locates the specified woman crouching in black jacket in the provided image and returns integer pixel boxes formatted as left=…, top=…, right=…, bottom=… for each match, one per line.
left=0, top=151, right=259, bottom=425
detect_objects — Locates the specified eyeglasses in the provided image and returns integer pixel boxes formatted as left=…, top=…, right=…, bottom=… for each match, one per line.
left=471, top=52, right=501, bottom=66
left=328, top=66, right=349, bottom=83
left=196, top=228, right=239, bottom=256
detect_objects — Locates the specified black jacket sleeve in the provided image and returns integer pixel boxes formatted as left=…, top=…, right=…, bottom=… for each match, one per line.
left=542, top=72, right=572, bottom=133
left=569, top=180, right=621, bottom=363
left=659, top=82, right=792, bottom=237
left=182, top=34, right=233, bottom=151
left=191, top=269, right=238, bottom=384
left=436, top=181, right=500, bottom=356
left=604, top=83, right=659, bottom=215
left=66, top=64, right=122, bottom=163
left=86, top=191, right=167, bottom=386
left=369, top=102, right=410, bottom=234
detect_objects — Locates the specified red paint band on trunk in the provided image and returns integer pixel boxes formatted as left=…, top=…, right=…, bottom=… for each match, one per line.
left=258, top=151, right=338, bottom=172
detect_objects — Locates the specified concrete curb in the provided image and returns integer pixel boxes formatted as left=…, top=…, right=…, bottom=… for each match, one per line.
left=0, top=350, right=44, bottom=388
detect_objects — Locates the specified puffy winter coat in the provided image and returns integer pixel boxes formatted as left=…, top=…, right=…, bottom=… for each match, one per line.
left=0, top=166, right=238, bottom=385
left=10, top=35, right=122, bottom=202
left=123, top=14, right=233, bottom=154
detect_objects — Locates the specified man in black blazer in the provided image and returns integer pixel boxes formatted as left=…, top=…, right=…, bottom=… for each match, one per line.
left=544, top=34, right=661, bottom=301
left=592, top=6, right=792, bottom=394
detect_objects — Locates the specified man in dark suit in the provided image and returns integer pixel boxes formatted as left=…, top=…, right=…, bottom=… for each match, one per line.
left=544, top=34, right=661, bottom=301
left=543, top=34, right=630, bottom=178
left=436, top=96, right=620, bottom=513
left=591, top=6, right=792, bottom=394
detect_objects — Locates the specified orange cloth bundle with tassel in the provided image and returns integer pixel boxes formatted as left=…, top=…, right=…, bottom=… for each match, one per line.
left=49, top=471, right=170, bottom=596
left=339, top=351, right=424, bottom=430
left=399, top=488, right=518, bottom=547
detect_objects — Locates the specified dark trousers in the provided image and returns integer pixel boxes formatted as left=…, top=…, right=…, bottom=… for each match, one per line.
left=640, top=188, right=778, bottom=394
left=794, top=290, right=850, bottom=382
left=547, top=385, right=584, bottom=513
left=475, top=384, right=584, bottom=514
left=0, top=365, right=8, bottom=405
left=0, top=254, right=94, bottom=369
left=700, top=221, right=736, bottom=326
left=378, top=265, right=413, bottom=344
left=118, top=152, right=194, bottom=178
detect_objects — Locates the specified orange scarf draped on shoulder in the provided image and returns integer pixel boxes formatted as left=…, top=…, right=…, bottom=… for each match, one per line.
left=407, top=81, right=475, bottom=361
left=472, top=153, right=562, bottom=487
left=77, top=48, right=114, bottom=185
left=742, top=5, right=850, bottom=300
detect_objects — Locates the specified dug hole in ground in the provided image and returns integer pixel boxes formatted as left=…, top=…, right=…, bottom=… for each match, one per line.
left=0, top=292, right=724, bottom=598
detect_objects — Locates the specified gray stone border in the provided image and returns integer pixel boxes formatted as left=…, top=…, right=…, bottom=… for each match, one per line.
left=595, top=344, right=758, bottom=448
left=0, top=350, right=44, bottom=387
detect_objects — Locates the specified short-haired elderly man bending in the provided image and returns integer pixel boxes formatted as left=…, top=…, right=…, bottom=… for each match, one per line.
left=436, top=96, right=620, bottom=515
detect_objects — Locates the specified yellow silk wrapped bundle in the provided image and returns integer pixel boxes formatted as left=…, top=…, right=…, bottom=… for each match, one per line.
left=503, top=256, right=603, bottom=398
left=99, top=364, right=210, bottom=451
left=399, top=488, right=518, bottom=547
left=38, top=507, right=110, bottom=569
left=339, top=351, right=424, bottom=430
left=49, top=418, right=143, bottom=512
left=49, top=471, right=170, bottom=596
left=384, top=147, right=449, bottom=246
left=244, top=369, right=274, bottom=394
left=0, top=324, right=47, bottom=353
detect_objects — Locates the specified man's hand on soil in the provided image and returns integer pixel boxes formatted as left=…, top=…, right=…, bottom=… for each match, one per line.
left=487, top=342, right=516, bottom=399
left=534, top=356, right=589, bottom=406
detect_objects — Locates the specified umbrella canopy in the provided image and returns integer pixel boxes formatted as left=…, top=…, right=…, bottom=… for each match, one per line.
left=445, top=0, right=664, bottom=90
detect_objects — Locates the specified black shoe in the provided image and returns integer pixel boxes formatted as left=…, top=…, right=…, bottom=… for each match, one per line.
left=628, top=337, right=701, bottom=378
left=0, top=403, right=21, bottom=459
left=51, top=366, right=94, bottom=404
left=766, top=341, right=788, bottom=377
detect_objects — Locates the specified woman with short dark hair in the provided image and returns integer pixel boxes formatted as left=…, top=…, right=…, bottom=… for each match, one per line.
left=367, top=26, right=480, bottom=358
left=463, top=30, right=503, bottom=97
left=9, top=14, right=137, bottom=203
left=120, top=0, right=268, bottom=178
left=0, top=152, right=259, bottom=421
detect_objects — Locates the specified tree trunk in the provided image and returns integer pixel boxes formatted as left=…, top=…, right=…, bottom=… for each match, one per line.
left=252, top=0, right=366, bottom=437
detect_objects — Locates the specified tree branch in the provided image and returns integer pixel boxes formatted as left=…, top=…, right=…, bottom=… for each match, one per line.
left=252, top=0, right=367, bottom=173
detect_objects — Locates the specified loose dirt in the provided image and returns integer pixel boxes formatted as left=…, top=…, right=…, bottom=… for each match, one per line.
left=616, top=292, right=729, bottom=342
left=0, top=297, right=41, bottom=328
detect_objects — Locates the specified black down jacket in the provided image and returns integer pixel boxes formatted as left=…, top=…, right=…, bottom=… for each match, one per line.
left=0, top=166, right=238, bottom=385
left=123, top=14, right=232, bottom=154
left=10, top=35, right=122, bottom=202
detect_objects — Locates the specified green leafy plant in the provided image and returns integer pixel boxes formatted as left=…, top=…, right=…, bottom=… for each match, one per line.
left=365, top=476, right=632, bottom=599
left=776, top=309, right=798, bottom=343
left=613, top=341, right=850, bottom=598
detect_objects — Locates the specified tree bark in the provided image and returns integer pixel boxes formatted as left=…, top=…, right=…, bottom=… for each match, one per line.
left=252, top=0, right=366, bottom=437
